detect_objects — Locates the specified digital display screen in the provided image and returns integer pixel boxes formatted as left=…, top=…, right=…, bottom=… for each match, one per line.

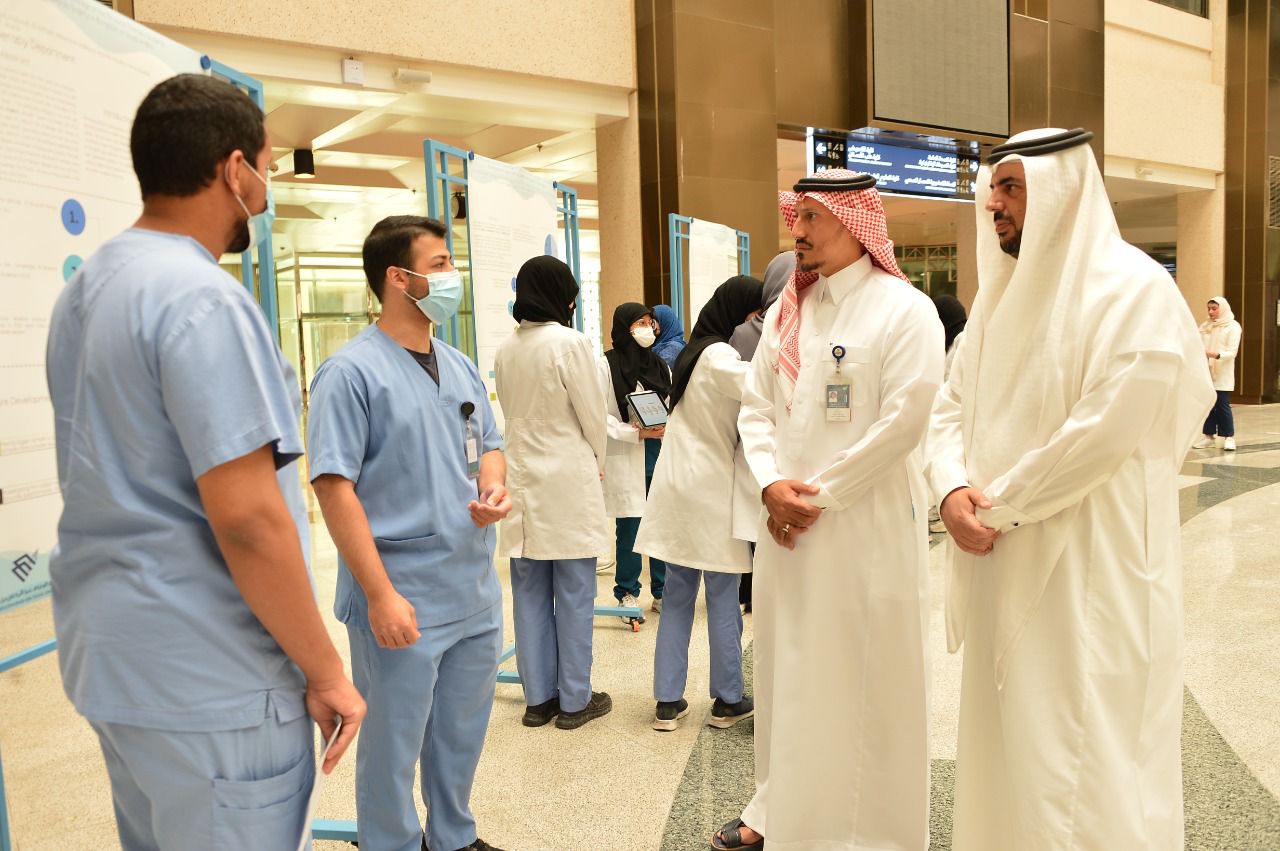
left=845, top=140, right=976, bottom=198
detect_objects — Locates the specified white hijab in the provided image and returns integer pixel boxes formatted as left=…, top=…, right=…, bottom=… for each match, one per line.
left=950, top=128, right=1213, bottom=680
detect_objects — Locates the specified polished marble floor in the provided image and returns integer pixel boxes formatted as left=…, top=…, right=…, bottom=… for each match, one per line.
left=2, top=407, right=1278, bottom=850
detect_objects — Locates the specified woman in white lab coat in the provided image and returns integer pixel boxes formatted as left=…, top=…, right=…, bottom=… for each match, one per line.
left=495, top=256, right=613, bottom=730
left=634, top=276, right=763, bottom=731
left=599, top=303, right=672, bottom=620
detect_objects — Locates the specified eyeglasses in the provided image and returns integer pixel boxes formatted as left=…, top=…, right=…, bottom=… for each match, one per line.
left=634, top=319, right=658, bottom=330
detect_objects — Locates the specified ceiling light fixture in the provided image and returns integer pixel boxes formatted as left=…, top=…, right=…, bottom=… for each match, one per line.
left=294, top=148, right=316, bottom=179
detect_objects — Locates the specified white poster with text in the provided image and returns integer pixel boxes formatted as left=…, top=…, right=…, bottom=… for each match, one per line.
left=688, top=218, right=741, bottom=329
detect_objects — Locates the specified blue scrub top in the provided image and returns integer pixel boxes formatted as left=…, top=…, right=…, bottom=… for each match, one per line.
left=46, top=228, right=309, bottom=733
left=306, top=325, right=503, bottom=629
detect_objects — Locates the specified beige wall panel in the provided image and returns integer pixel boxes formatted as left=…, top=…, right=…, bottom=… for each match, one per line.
left=774, top=0, right=850, bottom=130
left=1177, top=180, right=1225, bottom=318
left=133, top=0, right=636, bottom=89
left=955, top=205, right=978, bottom=311
left=673, top=12, right=775, bottom=108
left=677, top=102, right=778, bottom=180
left=675, top=0, right=773, bottom=29
left=679, top=176, right=778, bottom=279
left=1104, top=20, right=1223, bottom=172
left=1010, top=15, right=1049, bottom=132
left=597, top=93, right=645, bottom=330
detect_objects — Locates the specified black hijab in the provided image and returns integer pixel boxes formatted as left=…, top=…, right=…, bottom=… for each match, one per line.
left=512, top=255, right=578, bottom=326
left=670, top=276, right=764, bottom=410
left=604, top=302, right=671, bottom=422
left=932, top=294, right=967, bottom=352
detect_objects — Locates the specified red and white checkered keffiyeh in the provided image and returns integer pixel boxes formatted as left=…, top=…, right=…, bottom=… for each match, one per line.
left=775, top=169, right=906, bottom=409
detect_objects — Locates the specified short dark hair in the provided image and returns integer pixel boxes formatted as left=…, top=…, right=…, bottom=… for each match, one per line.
left=130, top=74, right=266, bottom=199
left=362, top=216, right=449, bottom=300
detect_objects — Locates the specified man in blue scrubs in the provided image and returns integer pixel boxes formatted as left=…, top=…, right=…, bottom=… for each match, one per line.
left=308, top=216, right=510, bottom=851
left=45, top=74, right=365, bottom=850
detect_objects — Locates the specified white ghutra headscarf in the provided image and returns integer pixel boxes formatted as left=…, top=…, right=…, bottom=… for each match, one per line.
left=949, top=127, right=1214, bottom=680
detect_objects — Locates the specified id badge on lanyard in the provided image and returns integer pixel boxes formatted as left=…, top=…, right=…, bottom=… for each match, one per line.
left=824, top=344, right=851, bottom=423
left=460, top=401, right=480, bottom=479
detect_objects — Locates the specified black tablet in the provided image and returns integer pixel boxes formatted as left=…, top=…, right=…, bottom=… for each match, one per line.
left=626, top=390, right=668, bottom=428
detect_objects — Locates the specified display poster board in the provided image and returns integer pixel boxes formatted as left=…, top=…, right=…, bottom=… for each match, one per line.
left=687, top=218, right=740, bottom=330
left=465, top=155, right=561, bottom=427
left=0, top=0, right=203, bottom=614
left=578, top=271, right=604, bottom=358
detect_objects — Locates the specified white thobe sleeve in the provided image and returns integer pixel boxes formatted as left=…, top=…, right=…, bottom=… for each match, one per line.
left=562, top=338, right=609, bottom=473
left=808, top=300, right=944, bottom=510
left=598, top=357, right=640, bottom=444
left=977, top=350, right=1180, bottom=533
left=738, top=320, right=784, bottom=491
left=925, top=330, right=972, bottom=505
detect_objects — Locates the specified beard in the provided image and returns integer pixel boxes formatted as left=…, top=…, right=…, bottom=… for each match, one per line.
left=225, top=215, right=251, bottom=255
left=795, top=243, right=819, bottom=273
left=994, top=215, right=1021, bottom=258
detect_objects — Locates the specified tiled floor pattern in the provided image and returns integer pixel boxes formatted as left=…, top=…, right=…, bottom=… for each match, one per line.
left=2, top=407, right=1279, bottom=850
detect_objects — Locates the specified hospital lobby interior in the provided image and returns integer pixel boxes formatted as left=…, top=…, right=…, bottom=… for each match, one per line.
left=2, top=0, right=1280, bottom=849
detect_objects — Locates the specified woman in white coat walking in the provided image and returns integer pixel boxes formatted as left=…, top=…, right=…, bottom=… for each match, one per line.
left=1193, top=296, right=1242, bottom=451
left=599, top=303, right=672, bottom=621
left=495, top=256, right=613, bottom=730
left=635, top=276, right=763, bottom=732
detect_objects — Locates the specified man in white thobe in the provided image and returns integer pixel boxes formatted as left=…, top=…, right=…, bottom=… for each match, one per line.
left=927, top=128, right=1215, bottom=850
left=713, top=170, right=942, bottom=851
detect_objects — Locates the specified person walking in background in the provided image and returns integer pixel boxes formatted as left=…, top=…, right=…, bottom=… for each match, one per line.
left=1193, top=296, right=1242, bottom=451
left=651, top=303, right=687, bottom=367
left=495, top=255, right=614, bottom=731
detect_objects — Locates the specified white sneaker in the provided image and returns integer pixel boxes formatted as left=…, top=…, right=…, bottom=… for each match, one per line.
left=1192, top=436, right=1215, bottom=449
left=650, top=597, right=663, bottom=614
left=618, top=593, right=645, bottom=624
left=1224, top=437, right=1236, bottom=451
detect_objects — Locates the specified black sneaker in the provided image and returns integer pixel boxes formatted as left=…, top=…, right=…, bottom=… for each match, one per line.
left=708, top=696, right=755, bottom=729
left=454, top=839, right=505, bottom=851
left=652, top=698, right=690, bottom=732
left=555, top=691, right=613, bottom=729
left=521, top=697, right=560, bottom=728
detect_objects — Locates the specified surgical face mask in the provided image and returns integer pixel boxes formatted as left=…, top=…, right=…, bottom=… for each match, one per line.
left=227, top=157, right=274, bottom=253
left=631, top=326, right=656, bottom=348
left=401, top=267, right=463, bottom=325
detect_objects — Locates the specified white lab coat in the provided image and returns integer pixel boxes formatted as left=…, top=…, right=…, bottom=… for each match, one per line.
left=634, top=343, right=753, bottom=572
left=737, top=255, right=942, bottom=850
left=495, top=321, right=609, bottom=560
left=598, top=355, right=671, bottom=518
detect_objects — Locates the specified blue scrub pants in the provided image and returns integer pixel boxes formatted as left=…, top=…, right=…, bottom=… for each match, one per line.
left=91, top=699, right=313, bottom=850
left=348, top=603, right=502, bottom=851
left=614, top=437, right=667, bottom=601
left=510, top=557, right=597, bottom=713
left=1203, top=389, right=1235, bottom=437
left=653, top=563, right=745, bottom=704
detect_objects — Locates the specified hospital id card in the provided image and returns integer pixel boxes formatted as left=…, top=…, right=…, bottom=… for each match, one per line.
left=465, top=430, right=480, bottom=479
left=825, top=379, right=851, bottom=422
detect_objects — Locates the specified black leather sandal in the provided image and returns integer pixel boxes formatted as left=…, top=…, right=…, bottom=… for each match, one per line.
left=711, top=817, right=764, bottom=850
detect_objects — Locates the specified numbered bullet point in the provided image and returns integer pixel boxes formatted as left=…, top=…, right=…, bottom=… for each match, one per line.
left=61, top=199, right=86, bottom=236
left=62, top=255, right=83, bottom=282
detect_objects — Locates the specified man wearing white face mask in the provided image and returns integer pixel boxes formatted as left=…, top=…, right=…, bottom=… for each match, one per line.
left=308, top=215, right=511, bottom=851
left=46, top=74, right=365, bottom=849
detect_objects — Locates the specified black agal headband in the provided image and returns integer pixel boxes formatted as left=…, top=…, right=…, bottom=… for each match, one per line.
left=792, top=172, right=877, bottom=192
left=987, top=128, right=1094, bottom=165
